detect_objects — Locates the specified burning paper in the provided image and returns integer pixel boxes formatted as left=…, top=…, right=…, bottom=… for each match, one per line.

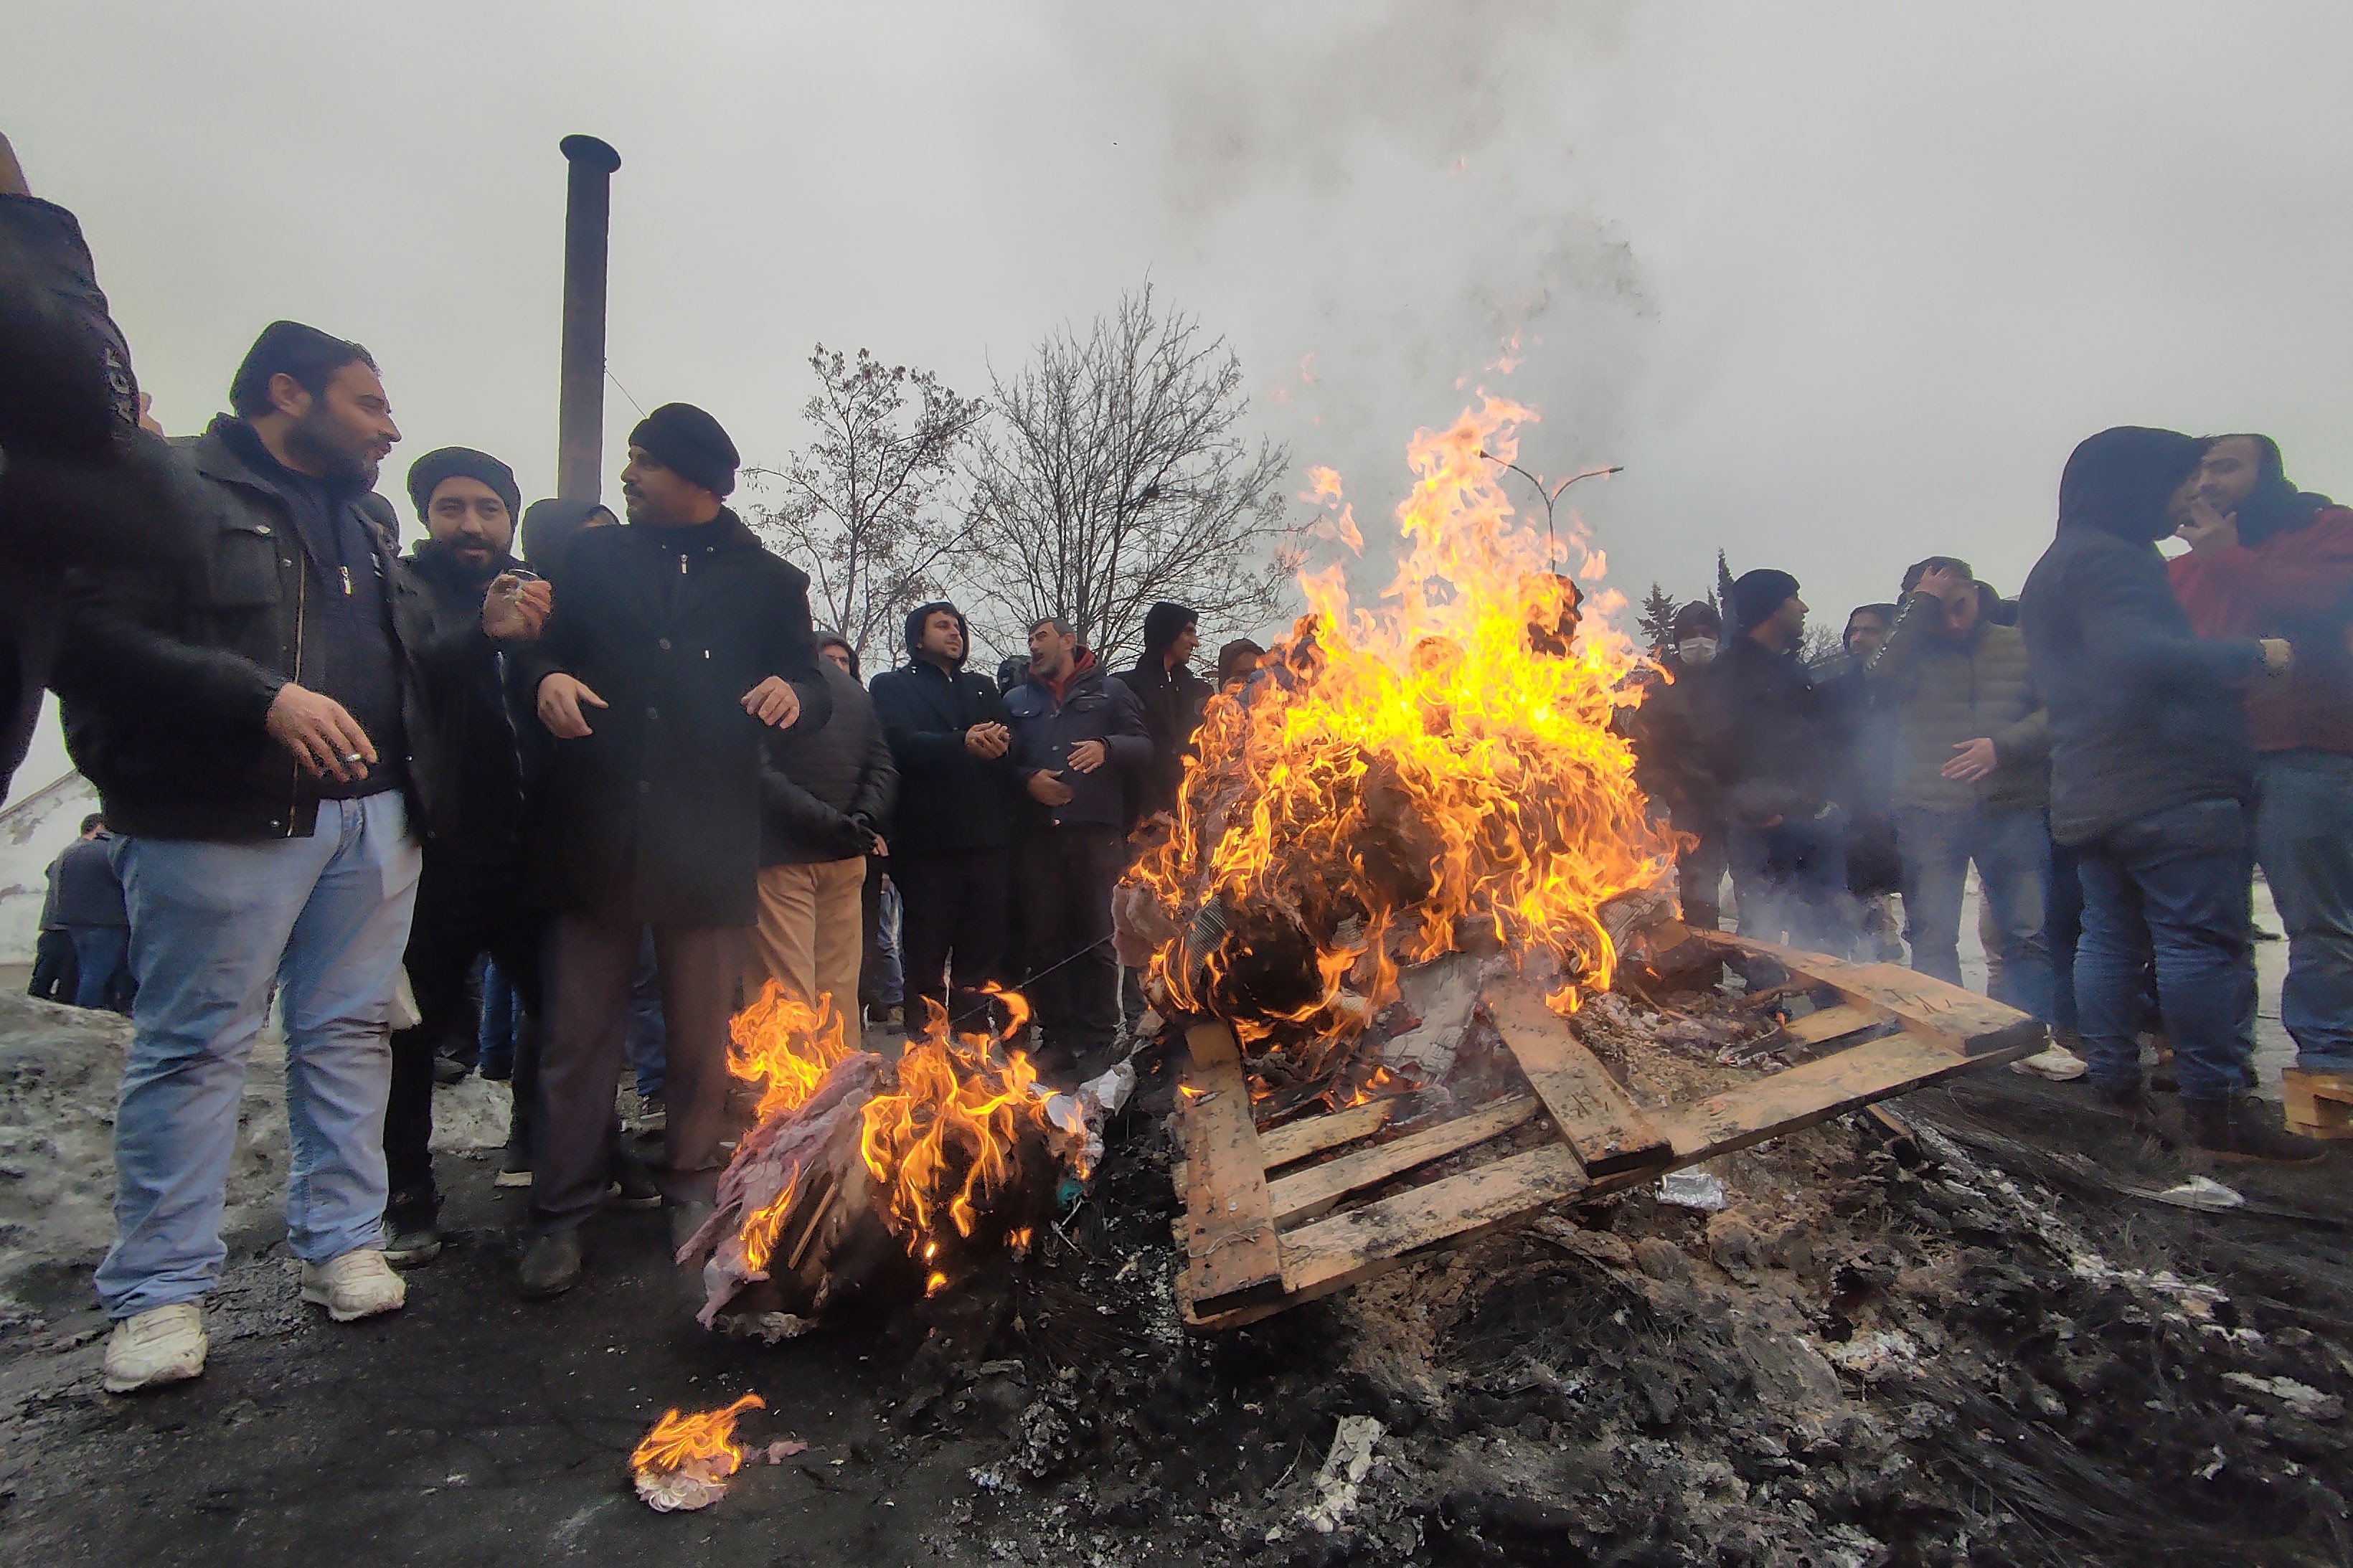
left=1130, top=399, right=1674, bottom=1085
left=630, top=1394, right=764, bottom=1512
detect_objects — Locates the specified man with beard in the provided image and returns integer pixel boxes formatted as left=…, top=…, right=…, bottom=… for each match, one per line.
left=512, top=403, right=831, bottom=1299
left=55, top=322, right=537, bottom=1390
left=377, top=448, right=556, bottom=1265
left=2019, top=426, right=2317, bottom=1161
left=2169, top=435, right=2353, bottom=1128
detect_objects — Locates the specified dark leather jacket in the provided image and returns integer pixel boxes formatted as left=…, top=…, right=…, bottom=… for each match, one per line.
left=55, top=417, right=448, bottom=844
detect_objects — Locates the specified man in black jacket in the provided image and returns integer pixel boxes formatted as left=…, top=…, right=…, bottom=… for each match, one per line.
left=870, top=602, right=1019, bottom=1029
left=55, top=322, right=539, bottom=1391
left=512, top=402, right=831, bottom=1298
left=1631, top=600, right=1728, bottom=931
left=1006, top=618, right=1153, bottom=1079
left=1122, top=600, right=1209, bottom=821
left=378, top=447, right=552, bottom=1265
left=748, top=628, right=897, bottom=1022
left=2020, top=425, right=2316, bottom=1162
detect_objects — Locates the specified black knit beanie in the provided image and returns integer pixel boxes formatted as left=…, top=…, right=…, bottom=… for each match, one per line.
left=628, top=402, right=740, bottom=497
left=1729, top=569, right=1801, bottom=633
left=405, top=446, right=521, bottom=523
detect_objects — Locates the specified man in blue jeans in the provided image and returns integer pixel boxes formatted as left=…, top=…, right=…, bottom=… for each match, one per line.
left=53, top=813, right=133, bottom=1009
left=2019, top=425, right=2321, bottom=1163
left=55, top=322, right=543, bottom=1391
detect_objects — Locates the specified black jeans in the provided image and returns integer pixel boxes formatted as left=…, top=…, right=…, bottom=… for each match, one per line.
left=1014, top=823, right=1124, bottom=1074
left=894, top=846, right=1011, bottom=1029
left=385, top=858, right=542, bottom=1207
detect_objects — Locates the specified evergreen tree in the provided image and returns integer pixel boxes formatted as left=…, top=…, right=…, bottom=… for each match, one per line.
left=1636, top=582, right=1679, bottom=651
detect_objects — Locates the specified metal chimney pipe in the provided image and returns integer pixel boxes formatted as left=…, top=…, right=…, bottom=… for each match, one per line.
left=556, top=134, right=621, bottom=503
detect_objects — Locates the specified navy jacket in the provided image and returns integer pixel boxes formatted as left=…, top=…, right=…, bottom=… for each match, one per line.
left=870, top=652, right=1019, bottom=856
left=2021, top=523, right=2262, bottom=846
left=1005, top=653, right=1152, bottom=833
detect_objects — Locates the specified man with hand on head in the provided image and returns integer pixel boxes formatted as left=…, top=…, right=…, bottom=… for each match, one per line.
left=2170, top=435, right=2353, bottom=1118
left=511, top=402, right=831, bottom=1298
left=2021, top=426, right=2316, bottom=1161
left=378, top=447, right=552, bottom=1265
left=870, top=602, right=1021, bottom=1029
left=55, top=321, right=519, bottom=1391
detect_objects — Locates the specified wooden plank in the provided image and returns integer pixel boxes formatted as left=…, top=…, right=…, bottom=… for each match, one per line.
left=1690, top=930, right=2044, bottom=1058
left=1263, top=1094, right=1540, bottom=1226
left=1650, top=1030, right=2037, bottom=1162
left=1278, top=1144, right=1590, bottom=1300
left=1486, top=983, right=1671, bottom=1176
left=1177, top=1021, right=1285, bottom=1313
left=1778, top=999, right=1892, bottom=1047
left=1169, top=1097, right=1395, bottom=1191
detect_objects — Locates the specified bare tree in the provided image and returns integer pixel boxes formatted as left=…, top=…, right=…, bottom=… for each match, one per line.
left=963, top=287, right=1298, bottom=669
left=740, top=346, right=983, bottom=669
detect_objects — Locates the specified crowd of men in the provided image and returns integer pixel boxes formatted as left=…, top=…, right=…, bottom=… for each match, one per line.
left=4, top=137, right=2344, bottom=1405
left=1633, top=425, right=2352, bottom=1177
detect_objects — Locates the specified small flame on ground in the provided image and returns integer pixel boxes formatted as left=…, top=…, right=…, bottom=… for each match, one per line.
left=631, top=1394, right=765, bottom=1480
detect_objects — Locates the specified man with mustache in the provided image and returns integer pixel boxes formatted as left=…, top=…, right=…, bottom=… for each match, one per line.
left=55, top=321, right=526, bottom=1391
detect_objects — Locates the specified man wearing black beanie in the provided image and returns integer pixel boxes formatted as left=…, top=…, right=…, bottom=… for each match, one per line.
left=2021, top=426, right=2316, bottom=1162
left=509, top=402, right=834, bottom=1298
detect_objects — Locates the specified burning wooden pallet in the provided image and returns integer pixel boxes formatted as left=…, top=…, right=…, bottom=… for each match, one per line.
left=1171, top=927, right=2046, bottom=1331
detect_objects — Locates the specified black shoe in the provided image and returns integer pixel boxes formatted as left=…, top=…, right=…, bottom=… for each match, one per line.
left=2184, top=1097, right=2328, bottom=1165
left=606, top=1151, right=662, bottom=1210
left=431, top=1055, right=468, bottom=1087
left=382, top=1195, right=443, bottom=1267
left=495, top=1140, right=532, bottom=1189
left=2095, top=1079, right=2156, bottom=1117
left=479, top=1057, right=513, bottom=1083
left=517, top=1229, right=585, bottom=1300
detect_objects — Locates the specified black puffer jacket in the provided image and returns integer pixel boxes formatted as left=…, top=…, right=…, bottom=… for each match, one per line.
left=760, top=658, right=897, bottom=864
left=868, top=604, right=1018, bottom=855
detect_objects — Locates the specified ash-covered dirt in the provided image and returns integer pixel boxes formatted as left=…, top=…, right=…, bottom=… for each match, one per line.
left=1, top=988, right=2348, bottom=1567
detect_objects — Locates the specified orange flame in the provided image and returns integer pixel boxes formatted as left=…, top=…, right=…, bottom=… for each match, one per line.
left=631, top=1394, right=764, bottom=1479
left=737, top=1163, right=801, bottom=1275
left=729, top=986, right=860, bottom=1121
left=1132, top=398, right=1672, bottom=1047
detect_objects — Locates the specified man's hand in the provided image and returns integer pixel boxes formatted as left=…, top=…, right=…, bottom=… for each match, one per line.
left=1914, top=563, right=1971, bottom=607
left=965, top=722, right=1010, bottom=759
left=481, top=577, right=552, bottom=641
left=266, top=684, right=377, bottom=783
left=2260, top=638, right=2294, bottom=678
left=1026, top=770, right=1075, bottom=806
left=1941, top=737, right=1999, bottom=782
left=742, top=676, right=801, bottom=729
left=2177, top=496, right=2241, bottom=557
left=1066, top=739, right=1108, bottom=773
left=869, top=833, right=890, bottom=857
left=537, top=672, right=606, bottom=739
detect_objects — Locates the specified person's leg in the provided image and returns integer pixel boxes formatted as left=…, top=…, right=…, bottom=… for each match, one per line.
left=2254, top=751, right=2353, bottom=1075
left=2116, top=800, right=2257, bottom=1102
left=1064, top=824, right=1126, bottom=1061
left=30, top=927, right=77, bottom=1001
left=527, top=913, right=639, bottom=1232
left=273, top=793, right=423, bottom=1267
left=70, top=926, right=129, bottom=1010
left=876, top=876, right=905, bottom=1006
left=93, top=828, right=332, bottom=1318
left=1973, top=809, right=2053, bottom=1020
left=859, top=856, right=887, bottom=1012
left=811, top=857, right=868, bottom=1023
left=894, top=852, right=956, bottom=1022
left=382, top=861, right=486, bottom=1211
left=647, top=924, right=750, bottom=1202
left=2072, top=844, right=2154, bottom=1094
left=1677, top=826, right=1726, bottom=932
left=2046, top=838, right=2084, bottom=1036
left=1895, top=808, right=1969, bottom=987
left=624, top=926, right=666, bottom=1100
left=477, top=959, right=516, bottom=1080
left=745, top=862, right=821, bottom=1006
left=1013, top=833, right=1075, bottom=1062
left=949, top=846, right=1014, bottom=1031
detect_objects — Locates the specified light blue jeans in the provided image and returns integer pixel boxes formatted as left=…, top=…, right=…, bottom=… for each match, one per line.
left=96, top=794, right=423, bottom=1319
left=2255, top=750, right=2353, bottom=1073
left=1895, top=805, right=2054, bottom=1021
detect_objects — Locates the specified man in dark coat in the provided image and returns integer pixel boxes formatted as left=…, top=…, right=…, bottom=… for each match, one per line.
left=1821, top=603, right=1903, bottom=958
left=2020, top=425, right=2316, bottom=1162
left=1705, top=570, right=1851, bottom=954
left=869, top=601, right=1019, bottom=1028
left=53, top=811, right=131, bottom=1009
left=747, top=628, right=897, bottom=1021
left=378, top=446, right=553, bottom=1265
left=1631, top=600, right=1728, bottom=931
left=1006, top=618, right=1153, bottom=1078
left=511, top=402, right=833, bottom=1297
left=1122, top=600, right=1209, bottom=821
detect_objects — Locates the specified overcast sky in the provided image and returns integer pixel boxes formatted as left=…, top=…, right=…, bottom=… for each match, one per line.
left=7, top=0, right=2351, bottom=805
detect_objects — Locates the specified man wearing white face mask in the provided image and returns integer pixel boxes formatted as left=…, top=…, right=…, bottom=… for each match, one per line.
left=1631, top=600, right=1730, bottom=930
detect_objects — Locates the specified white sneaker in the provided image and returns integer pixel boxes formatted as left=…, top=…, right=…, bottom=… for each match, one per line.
left=299, top=1247, right=407, bottom=1321
left=2013, top=1043, right=2090, bottom=1082
left=102, top=1302, right=207, bottom=1394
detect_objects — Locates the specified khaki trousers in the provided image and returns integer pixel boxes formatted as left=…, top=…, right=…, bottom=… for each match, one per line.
left=745, top=858, right=869, bottom=1019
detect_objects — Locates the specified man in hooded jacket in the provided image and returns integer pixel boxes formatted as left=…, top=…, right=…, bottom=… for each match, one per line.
left=1122, top=601, right=1209, bottom=821
left=2019, top=425, right=2316, bottom=1162
left=869, top=601, right=1019, bottom=1027
left=2169, top=435, right=2353, bottom=1102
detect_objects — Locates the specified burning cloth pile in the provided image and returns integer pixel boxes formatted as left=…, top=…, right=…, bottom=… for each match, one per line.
left=1127, top=400, right=1676, bottom=1092
left=676, top=985, right=1118, bottom=1328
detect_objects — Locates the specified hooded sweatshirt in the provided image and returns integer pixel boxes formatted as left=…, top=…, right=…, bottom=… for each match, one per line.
left=1121, top=602, right=1210, bottom=817
left=2020, top=427, right=2265, bottom=846
left=867, top=601, right=1018, bottom=854
left=2166, top=442, right=2353, bottom=755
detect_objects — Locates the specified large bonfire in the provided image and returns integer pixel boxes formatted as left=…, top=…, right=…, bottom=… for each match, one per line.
left=1127, top=397, right=1674, bottom=1087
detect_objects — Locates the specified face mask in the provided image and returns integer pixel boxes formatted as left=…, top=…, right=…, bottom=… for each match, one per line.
left=1678, top=637, right=1718, bottom=666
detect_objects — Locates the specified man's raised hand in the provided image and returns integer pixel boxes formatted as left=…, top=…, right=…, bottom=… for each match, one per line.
left=482, top=577, right=552, bottom=641
left=2177, top=497, right=2241, bottom=557
left=537, top=672, right=606, bottom=738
